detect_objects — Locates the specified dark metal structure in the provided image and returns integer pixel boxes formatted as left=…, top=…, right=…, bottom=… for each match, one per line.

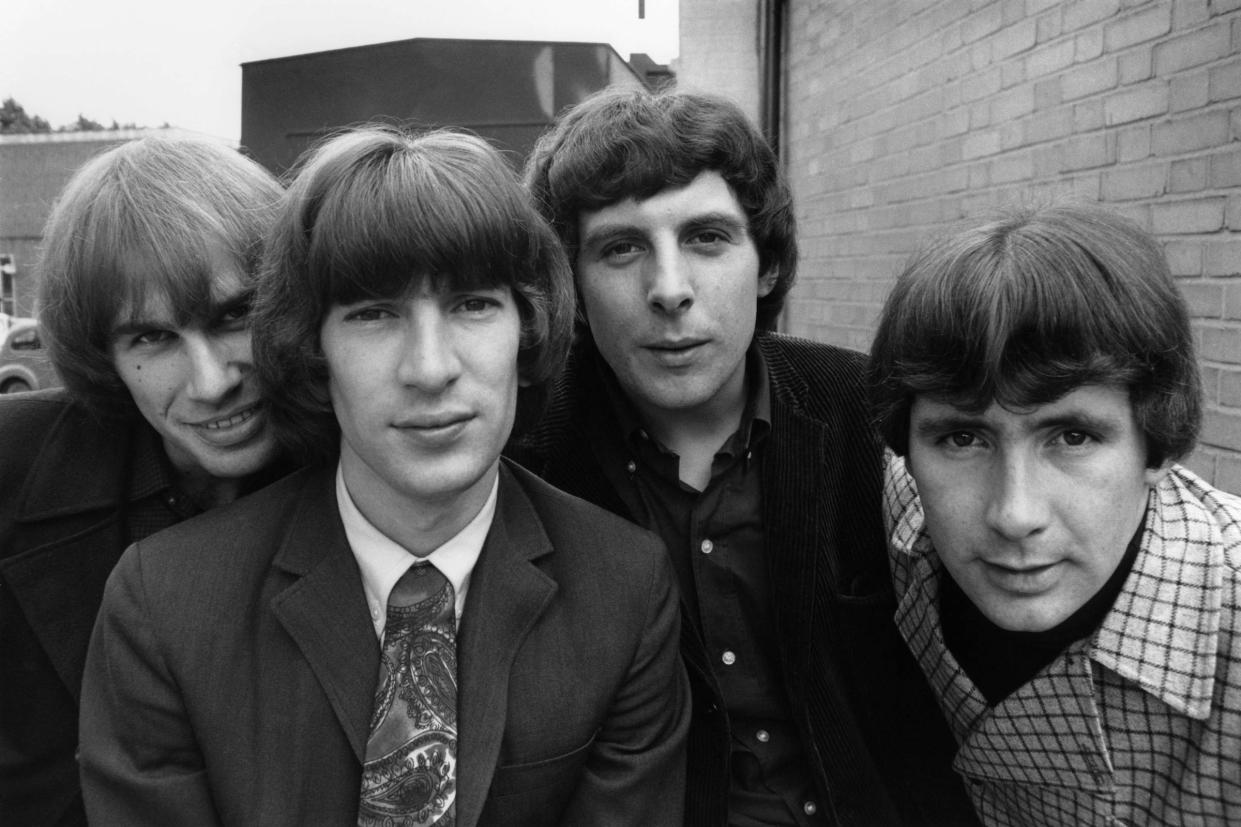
left=240, top=37, right=649, bottom=174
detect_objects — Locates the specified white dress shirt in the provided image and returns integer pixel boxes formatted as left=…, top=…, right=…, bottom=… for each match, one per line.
left=335, top=464, right=497, bottom=640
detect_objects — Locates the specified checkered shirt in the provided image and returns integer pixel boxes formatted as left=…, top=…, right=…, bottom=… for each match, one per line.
left=884, top=456, right=1241, bottom=826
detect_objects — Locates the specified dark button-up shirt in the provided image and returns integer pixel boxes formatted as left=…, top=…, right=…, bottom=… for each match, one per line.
left=590, top=346, right=824, bottom=825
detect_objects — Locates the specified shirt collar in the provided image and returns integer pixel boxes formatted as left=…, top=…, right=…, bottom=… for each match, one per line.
left=888, top=458, right=1227, bottom=720
left=335, top=463, right=496, bottom=639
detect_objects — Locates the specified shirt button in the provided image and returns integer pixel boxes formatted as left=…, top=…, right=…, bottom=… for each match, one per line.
left=721, top=650, right=736, bottom=666
left=756, top=729, right=770, bottom=743
left=803, top=801, right=818, bottom=816
left=700, top=539, right=714, bottom=554
left=625, top=460, right=637, bottom=474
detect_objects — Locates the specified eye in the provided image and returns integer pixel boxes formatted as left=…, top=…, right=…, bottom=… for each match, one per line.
left=687, top=228, right=729, bottom=246
left=1059, top=430, right=1093, bottom=447
left=947, top=431, right=977, bottom=448
left=219, top=302, right=251, bottom=325
left=131, top=329, right=176, bottom=347
left=600, top=240, right=644, bottom=262
left=458, top=296, right=496, bottom=314
left=342, top=305, right=394, bottom=322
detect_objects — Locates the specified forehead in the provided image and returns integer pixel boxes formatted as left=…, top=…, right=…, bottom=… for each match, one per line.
left=112, top=243, right=247, bottom=327
left=577, top=170, right=747, bottom=237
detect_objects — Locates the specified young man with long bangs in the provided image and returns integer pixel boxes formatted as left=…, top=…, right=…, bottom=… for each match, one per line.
left=508, top=87, right=975, bottom=826
left=0, top=135, right=287, bottom=827
left=79, top=126, right=689, bottom=826
left=869, top=203, right=1241, bottom=824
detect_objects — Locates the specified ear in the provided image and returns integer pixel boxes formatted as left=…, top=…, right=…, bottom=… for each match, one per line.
left=1144, top=460, right=1172, bottom=489
left=757, top=268, right=778, bottom=299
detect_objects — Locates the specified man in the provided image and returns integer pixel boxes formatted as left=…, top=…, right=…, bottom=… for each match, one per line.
left=508, top=88, right=974, bottom=825
left=79, top=126, right=689, bottom=826
left=0, top=135, right=287, bottom=827
left=868, top=204, right=1241, bottom=824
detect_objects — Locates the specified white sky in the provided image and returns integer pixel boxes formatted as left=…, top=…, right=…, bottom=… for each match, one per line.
left=5, top=0, right=679, bottom=142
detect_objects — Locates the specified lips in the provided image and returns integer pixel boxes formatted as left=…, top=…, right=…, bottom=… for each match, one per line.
left=982, top=560, right=1061, bottom=594
left=188, top=402, right=267, bottom=447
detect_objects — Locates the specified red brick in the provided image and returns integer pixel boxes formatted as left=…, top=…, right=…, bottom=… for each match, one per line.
left=1221, top=367, right=1241, bottom=406
left=1104, top=2, right=1173, bottom=50
left=1208, top=60, right=1241, bottom=103
left=1179, top=279, right=1227, bottom=316
left=1118, top=125, right=1153, bottom=161
left=1216, top=454, right=1241, bottom=497
left=1170, top=71, right=1211, bottom=112
left=1151, top=198, right=1227, bottom=233
left=1076, top=28, right=1105, bottom=61
left=1165, top=239, right=1205, bottom=275
left=1210, top=148, right=1241, bottom=187
left=1174, top=0, right=1211, bottom=28
left=1170, top=157, right=1209, bottom=192
left=1104, top=81, right=1169, bottom=125
left=1062, top=132, right=1116, bottom=170
left=1103, top=162, right=1168, bottom=199
left=1202, top=324, right=1241, bottom=362
left=1026, top=38, right=1077, bottom=78
left=1202, top=408, right=1241, bottom=451
left=1228, top=282, right=1241, bottom=318
left=1119, top=48, right=1155, bottom=84
left=995, top=19, right=1038, bottom=58
left=1152, top=110, right=1231, bottom=155
left=1062, top=58, right=1120, bottom=100
left=1064, top=0, right=1122, bottom=31
left=1153, top=21, right=1232, bottom=75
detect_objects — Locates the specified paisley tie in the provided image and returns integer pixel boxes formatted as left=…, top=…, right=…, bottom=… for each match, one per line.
left=358, top=562, right=457, bottom=826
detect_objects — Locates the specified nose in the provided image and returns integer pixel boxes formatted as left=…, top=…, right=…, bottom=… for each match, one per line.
left=396, top=312, right=460, bottom=392
left=646, top=247, right=693, bottom=315
left=984, top=451, right=1050, bottom=542
left=184, top=333, right=243, bottom=402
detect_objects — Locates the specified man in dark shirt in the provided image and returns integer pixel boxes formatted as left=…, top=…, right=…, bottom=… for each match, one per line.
left=0, top=135, right=288, bottom=826
left=507, top=87, right=974, bottom=826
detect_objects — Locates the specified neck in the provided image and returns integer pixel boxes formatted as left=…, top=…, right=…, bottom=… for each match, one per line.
left=175, top=469, right=245, bottom=510
left=636, top=379, right=748, bottom=492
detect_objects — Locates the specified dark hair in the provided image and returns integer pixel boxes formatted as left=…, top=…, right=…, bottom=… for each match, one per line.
left=523, top=87, right=796, bottom=330
left=868, top=203, right=1201, bottom=467
left=253, top=126, right=576, bottom=464
left=36, top=134, right=283, bottom=415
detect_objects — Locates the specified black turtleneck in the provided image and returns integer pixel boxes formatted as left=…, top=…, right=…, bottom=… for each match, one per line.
left=941, top=515, right=1145, bottom=706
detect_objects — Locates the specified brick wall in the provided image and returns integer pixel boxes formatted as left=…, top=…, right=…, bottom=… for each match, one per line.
left=677, top=0, right=764, bottom=120
left=783, top=0, right=1241, bottom=492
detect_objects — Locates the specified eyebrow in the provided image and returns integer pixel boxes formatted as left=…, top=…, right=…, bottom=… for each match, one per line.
left=110, top=288, right=254, bottom=337
left=579, top=211, right=750, bottom=249
left=912, top=408, right=1125, bottom=439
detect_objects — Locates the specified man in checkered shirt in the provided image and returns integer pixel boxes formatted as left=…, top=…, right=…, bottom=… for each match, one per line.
left=866, top=203, right=1241, bottom=826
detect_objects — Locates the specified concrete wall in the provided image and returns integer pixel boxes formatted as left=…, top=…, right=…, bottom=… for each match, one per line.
left=677, top=0, right=763, bottom=122
left=772, top=0, right=1241, bottom=491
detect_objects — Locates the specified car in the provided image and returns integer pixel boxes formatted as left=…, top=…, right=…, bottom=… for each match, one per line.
left=0, top=318, right=60, bottom=394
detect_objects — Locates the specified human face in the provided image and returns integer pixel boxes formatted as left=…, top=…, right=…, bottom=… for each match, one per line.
left=906, top=384, right=1167, bottom=632
left=109, top=249, right=276, bottom=491
left=576, top=170, right=776, bottom=427
left=320, top=282, right=521, bottom=552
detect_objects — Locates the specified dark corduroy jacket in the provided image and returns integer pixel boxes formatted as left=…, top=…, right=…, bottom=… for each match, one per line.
left=506, top=333, right=978, bottom=826
left=0, top=390, right=162, bottom=827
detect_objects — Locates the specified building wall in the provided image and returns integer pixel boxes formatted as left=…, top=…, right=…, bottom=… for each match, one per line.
left=774, top=0, right=1241, bottom=491
left=677, top=0, right=763, bottom=122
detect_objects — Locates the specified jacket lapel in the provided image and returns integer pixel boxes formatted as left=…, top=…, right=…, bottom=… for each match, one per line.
left=270, top=470, right=379, bottom=762
left=454, top=464, right=557, bottom=827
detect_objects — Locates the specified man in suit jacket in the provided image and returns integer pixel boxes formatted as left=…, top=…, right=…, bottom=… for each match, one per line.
left=0, top=135, right=287, bottom=827
left=79, top=126, right=690, bottom=826
left=506, top=88, right=975, bottom=825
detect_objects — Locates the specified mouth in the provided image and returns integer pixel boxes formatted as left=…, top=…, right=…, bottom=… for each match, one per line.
left=982, top=560, right=1061, bottom=593
left=187, top=402, right=267, bottom=447
left=644, top=338, right=709, bottom=365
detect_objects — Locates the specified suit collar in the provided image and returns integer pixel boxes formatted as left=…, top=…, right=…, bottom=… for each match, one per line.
left=455, top=462, right=557, bottom=827
left=16, top=405, right=145, bottom=521
left=271, top=469, right=379, bottom=762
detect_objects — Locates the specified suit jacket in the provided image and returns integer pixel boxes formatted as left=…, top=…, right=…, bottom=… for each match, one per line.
left=506, top=333, right=977, bottom=826
left=79, top=461, right=690, bottom=827
left=0, top=390, right=172, bottom=827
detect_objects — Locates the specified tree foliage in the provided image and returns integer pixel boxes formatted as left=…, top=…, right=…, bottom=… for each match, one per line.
left=0, top=97, right=146, bottom=134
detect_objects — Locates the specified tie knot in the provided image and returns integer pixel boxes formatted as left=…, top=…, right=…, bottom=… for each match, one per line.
left=389, top=562, right=450, bottom=610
